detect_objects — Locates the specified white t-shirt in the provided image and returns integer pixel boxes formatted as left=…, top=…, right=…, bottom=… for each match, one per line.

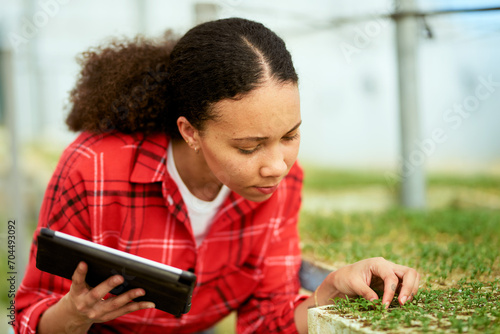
left=166, top=142, right=230, bottom=246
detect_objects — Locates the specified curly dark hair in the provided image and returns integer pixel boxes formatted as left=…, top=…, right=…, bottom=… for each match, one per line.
left=65, top=18, right=298, bottom=137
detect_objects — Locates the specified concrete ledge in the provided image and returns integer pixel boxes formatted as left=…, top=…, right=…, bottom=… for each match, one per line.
left=308, top=306, right=383, bottom=334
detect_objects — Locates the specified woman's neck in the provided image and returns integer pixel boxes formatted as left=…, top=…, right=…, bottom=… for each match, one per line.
left=171, top=140, right=222, bottom=201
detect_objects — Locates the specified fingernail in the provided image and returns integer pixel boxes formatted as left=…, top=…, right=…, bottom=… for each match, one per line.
left=147, top=303, right=155, bottom=309
left=114, top=276, right=124, bottom=284
left=401, top=296, right=408, bottom=305
left=137, top=289, right=145, bottom=297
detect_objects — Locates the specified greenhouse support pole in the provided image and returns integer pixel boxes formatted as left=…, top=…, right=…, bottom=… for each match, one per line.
left=2, top=47, right=28, bottom=285
left=395, top=0, right=426, bottom=209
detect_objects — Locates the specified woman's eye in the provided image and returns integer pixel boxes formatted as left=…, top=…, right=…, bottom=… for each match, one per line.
left=238, top=148, right=257, bottom=155
left=283, top=132, right=300, bottom=141
left=238, top=146, right=259, bottom=155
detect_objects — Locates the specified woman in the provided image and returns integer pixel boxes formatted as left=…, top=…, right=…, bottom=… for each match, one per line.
left=15, top=18, right=419, bottom=334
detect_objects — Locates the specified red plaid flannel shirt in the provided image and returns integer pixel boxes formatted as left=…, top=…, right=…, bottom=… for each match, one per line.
left=15, top=132, right=307, bottom=334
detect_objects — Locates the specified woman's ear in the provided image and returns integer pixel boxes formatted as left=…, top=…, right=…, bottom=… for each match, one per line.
left=177, top=116, right=200, bottom=149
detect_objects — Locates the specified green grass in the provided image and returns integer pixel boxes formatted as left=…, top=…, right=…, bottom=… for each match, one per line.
left=299, top=201, right=500, bottom=332
left=303, top=166, right=389, bottom=190
left=299, top=208, right=500, bottom=283
left=302, top=165, right=500, bottom=190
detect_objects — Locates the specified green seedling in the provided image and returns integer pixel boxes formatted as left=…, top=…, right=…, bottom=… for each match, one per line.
left=326, top=280, right=500, bottom=333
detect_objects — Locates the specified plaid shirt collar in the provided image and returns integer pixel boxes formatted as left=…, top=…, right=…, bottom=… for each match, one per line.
left=129, top=133, right=169, bottom=184
left=128, top=133, right=261, bottom=225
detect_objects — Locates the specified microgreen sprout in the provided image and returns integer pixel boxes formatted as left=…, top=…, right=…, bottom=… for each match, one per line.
left=327, top=280, right=500, bottom=333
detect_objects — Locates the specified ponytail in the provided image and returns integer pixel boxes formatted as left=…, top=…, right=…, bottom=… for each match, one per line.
left=66, top=32, right=178, bottom=135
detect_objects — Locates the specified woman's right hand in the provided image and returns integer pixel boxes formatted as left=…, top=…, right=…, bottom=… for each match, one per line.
left=38, top=261, right=155, bottom=334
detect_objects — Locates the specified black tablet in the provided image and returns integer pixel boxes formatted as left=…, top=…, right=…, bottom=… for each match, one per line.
left=36, top=228, right=196, bottom=317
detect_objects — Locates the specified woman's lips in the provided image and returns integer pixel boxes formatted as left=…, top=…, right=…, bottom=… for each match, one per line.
left=254, top=184, right=279, bottom=195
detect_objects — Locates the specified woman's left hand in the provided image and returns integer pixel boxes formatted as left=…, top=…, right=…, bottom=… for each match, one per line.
left=294, top=257, right=419, bottom=333
left=319, top=257, right=420, bottom=308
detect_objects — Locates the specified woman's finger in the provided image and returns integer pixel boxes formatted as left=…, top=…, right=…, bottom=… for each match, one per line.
left=381, top=275, right=400, bottom=307
left=86, top=275, right=124, bottom=304
left=71, top=262, right=89, bottom=294
left=101, top=288, right=147, bottom=312
left=394, top=266, right=420, bottom=305
left=396, top=268, right=420, bottom=305
left=87, top=288, right=154, bottom=323
left=368, top=258, right=401, bottom=307
left=98, top=300, right=155, bottom=323
left=352, top=278, right=379, bottom=302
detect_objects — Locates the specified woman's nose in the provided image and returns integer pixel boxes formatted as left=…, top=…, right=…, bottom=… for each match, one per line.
left=259, top=146, right=287, bottom=178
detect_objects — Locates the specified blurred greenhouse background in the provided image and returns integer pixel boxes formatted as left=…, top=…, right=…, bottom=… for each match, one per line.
left=1, top=0, right=500, bottom=333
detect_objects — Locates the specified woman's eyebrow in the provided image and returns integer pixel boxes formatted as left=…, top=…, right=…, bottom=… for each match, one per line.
left=285, top=120, right=302, bottom=134
left=232, top=120, right=302, bottom=141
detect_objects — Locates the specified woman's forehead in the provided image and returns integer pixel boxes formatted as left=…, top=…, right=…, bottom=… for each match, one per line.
left=207, top=82, right=300, bottom=137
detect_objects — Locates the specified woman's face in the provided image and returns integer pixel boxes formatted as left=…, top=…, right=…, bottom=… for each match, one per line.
left=197, top=80, right=301, bottom=202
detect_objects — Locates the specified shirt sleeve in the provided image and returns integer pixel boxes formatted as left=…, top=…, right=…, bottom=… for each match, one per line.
left=236, top=164, right=309, bottom=334
left=14, top=146, right=91, bottom=334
